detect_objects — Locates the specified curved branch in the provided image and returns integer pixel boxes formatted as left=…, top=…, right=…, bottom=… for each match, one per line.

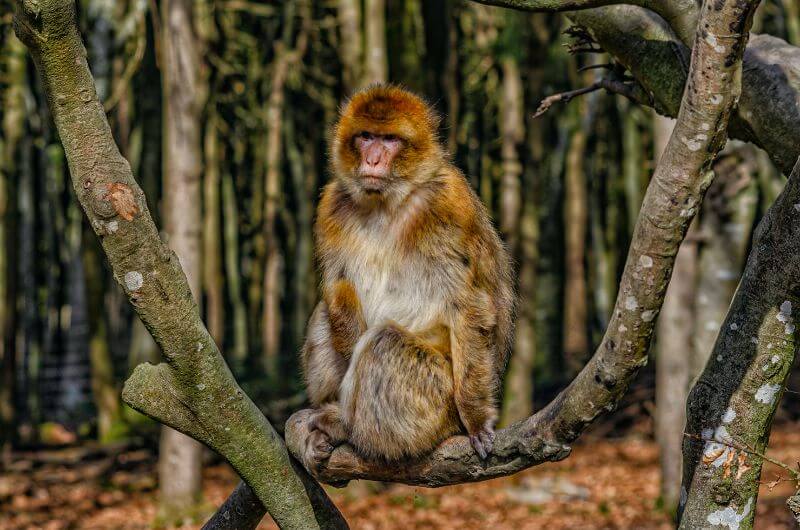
left=287, top=0, right=761, bottom=487
left=10, top=1, right=346, bottom=529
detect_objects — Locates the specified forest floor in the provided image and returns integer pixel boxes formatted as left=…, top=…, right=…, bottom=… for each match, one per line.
left=2, top=425, right=799, bottom=530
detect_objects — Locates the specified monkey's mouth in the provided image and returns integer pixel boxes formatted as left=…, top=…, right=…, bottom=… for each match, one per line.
left=361, top=175, right=388, bottom=192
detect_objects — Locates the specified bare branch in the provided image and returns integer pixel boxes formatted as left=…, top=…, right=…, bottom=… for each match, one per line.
left=532, top=77, right=651, bottom=118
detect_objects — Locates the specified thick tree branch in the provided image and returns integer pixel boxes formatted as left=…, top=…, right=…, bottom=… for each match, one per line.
left=571, top=7, right=800, bottom=176
left=10, top=2, right=346, bottom=529
left=473, top=1, right=800, bottom=176
left=286, top=0, right=760, bottom=487
left=678, top=156, right=800, bottom=529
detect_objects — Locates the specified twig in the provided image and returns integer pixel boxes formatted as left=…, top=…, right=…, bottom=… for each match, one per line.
left=533, top=83, right=603, bottom=118
left=533, top=77, right=651, bottom=118
left=683, top=431, right=800, bottom=479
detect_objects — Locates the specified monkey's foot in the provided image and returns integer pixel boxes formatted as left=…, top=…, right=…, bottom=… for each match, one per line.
left=468, top=424, right=495, bottom=460
left=286, top=408, right=340, bottom=479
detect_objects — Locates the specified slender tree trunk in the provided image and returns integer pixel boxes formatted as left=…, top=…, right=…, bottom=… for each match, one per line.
left=498, top=58, right=523, bottom=253
left=262, top=54, right=288, bottom=379
left=203, top=111, right=224, bottom=346
left=498, top=46, right=533, bottom=424
left=0, top=31, right=26, bottom=451
left=363, top=0, right=388, bottom=85
left=622, top=102, right=646, bottom=235
left=692, top=146, right=757, bottom=375
left=563, top=104, right=589, bottom=374
left=652, top=114, right=694, bottom=512
left=84, top=234, right=125, bottom=442
left=655, top=237, right=696, bottom=512
left=337, top=0, right=363, bottom=92
left=222, top=164, right=248, bottom=364
left=159, top=0, right=206, bottom=522
left=285, top=118, right=315, bottom=352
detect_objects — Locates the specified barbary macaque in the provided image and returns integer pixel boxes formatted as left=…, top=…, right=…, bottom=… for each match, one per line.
left=299, top=85, right=514, bottom=470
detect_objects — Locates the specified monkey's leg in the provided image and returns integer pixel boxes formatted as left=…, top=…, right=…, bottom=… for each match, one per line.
left=340, top=323, right=461, bottom=461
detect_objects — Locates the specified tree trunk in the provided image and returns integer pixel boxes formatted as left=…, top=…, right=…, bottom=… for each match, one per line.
left=363, top=0, right=388, bottom=85
left=0, top=31, right=26, bottom=451
left=563, top=103, right=589, bottom=374
left=655, top=236, right=696, bottom=512
left=203, top=111, right=224, bottom=346
left=337, top=0, right=363, bottom=92
left=499, top=44, right=534, bottom=424
left=159, top=0, right=205, bottom=522
left=680, top=158, right=800, bottom=530
left=652, top=114, right=693, bottom=512
left=692, top=146, right=758, bottom=375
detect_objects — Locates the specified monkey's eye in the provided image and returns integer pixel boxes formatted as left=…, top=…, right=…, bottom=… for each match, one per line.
left=357, top=131, right=374, bottom=141
left=383, top=134, right=399, bottom=142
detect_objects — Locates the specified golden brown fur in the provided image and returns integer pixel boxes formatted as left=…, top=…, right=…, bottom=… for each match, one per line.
left=300, top=85, right=514, bottom=467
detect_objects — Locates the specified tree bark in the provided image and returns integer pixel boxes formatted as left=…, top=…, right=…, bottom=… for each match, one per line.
left=203, top=111, right=224, bottom=346
left=651, top=114, right=693, bottom=512
left=0, top=31, right=26, bottom=451
left=363, top=0, right=388, bottom=85
left=679, top=157, right=800, bottom=530
left=692, top=146, right=757, bottom=374
left=337, top=0, right=363, bottom=92
left=500, top=48, right=536, bottom=425
left=10, top=1, right=346, bottom=528
left=563, top=102, right=589, bottom=374
left=159, top=0, right=206, bottom=521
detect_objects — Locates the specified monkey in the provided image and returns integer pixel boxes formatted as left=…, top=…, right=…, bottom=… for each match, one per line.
left=298, top=84, right=514, bottom=471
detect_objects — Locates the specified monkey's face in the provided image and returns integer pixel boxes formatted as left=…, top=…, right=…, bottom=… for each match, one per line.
left=332, top=85, right=442, bottom=204
left=352, top=131, right=404, bottom=192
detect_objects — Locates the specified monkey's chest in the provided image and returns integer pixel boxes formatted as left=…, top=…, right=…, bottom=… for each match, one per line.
left=343, top=250, right=451, bottom=332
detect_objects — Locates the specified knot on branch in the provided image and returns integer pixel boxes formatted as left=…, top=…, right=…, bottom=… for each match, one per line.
left=90, top=182, right=140, bottom=221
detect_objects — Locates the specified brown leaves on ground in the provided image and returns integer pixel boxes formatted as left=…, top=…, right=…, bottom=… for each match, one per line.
left=2, top=428, right=800, bottom=529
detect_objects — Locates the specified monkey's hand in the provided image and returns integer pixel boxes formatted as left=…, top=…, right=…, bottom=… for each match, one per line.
left=468, top=419, right=496, bottom=460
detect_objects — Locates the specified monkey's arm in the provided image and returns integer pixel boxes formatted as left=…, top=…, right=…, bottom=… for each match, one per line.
left=450, top=291, right=501, bottom=459
left=324, top=279, right=366, bottom=357
left=302, top=279, right=366, bottom=406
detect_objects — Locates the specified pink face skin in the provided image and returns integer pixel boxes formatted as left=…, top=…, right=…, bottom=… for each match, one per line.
left=354, top=132, right=403, bottom=191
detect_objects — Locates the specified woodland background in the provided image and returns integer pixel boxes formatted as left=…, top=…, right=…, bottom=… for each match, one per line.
left=1, top=0, right=800, bottom=528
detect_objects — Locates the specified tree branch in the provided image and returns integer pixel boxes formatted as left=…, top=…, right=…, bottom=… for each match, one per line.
left=570, top=6, right=800, bottom=176
left=10, top=1, right=346, bottom=529
left=286, top=0, right=760, bottom=488
left=679, top=156, right=800, bottom=529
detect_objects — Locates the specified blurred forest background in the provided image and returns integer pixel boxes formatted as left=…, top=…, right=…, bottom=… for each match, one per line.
left=1, top=0, right=800, bottom=528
